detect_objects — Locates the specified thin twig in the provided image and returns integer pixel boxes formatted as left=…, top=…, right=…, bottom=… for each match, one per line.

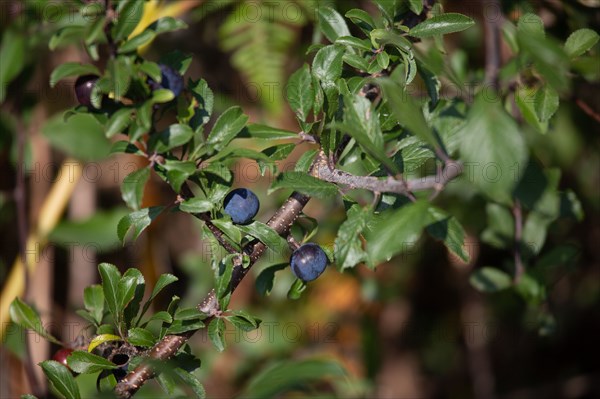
left=179, top=184, right=239, bottom=254
left=483, top=0, right=502, bottom=91
left=513, top=199, right=524, bottom=283
left=313, top=160, right=463, bottom=195
left=575, top=98, right=600, bottom=123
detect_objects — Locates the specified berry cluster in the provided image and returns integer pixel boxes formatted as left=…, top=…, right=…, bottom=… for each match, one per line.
left=74, top=63, right=184, bottom=107
left=223, top=188, right=328, bottom=282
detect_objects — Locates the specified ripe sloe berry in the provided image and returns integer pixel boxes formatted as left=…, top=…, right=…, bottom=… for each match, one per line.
left=149, top=64, right=184, bottom=97
left=223, top=188, right=260, bottom=225
left=74, top=75, right=98, bottom=107
left=290, top=243, right=328, bottom=282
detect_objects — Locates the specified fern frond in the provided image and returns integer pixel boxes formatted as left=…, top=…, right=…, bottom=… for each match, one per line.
left=219, top=0, right=309, bottom=115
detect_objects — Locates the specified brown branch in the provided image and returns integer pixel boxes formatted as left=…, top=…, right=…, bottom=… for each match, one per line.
left=483, top=0, right=503, bottom=91
left=114, top=154, right=323, bottom=398
left=513, top=199, right=524, bottom=283
left=314, top=160, right=463, bottom=195
left=575, top=98, right=600, bottom=124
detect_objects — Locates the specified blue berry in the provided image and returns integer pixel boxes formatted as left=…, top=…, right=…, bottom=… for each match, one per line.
left=223, top=188, right=260, bottom=225
left=290, top=243, right=328, bottom=282
left=157, top=64, right=184, bottom=97
left=75, top=75, right=98, bottom=107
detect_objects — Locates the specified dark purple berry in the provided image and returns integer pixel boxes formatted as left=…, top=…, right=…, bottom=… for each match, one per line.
left=290, top=243, right=328, bottom=282
left=223, top=188, right=260, bottom=225
left=149, top=64, right=184, bottom=97
left=74, top=75, right=98, bottom=107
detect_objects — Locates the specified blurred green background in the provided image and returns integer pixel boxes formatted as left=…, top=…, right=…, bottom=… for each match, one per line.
left=1, top=0, right=599, bottom=398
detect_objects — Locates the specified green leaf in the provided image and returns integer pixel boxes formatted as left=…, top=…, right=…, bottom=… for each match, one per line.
left=206, top=106, right=248, bottom=152
left=334, top=204, right=369, bottom=270
left=121, top=168, right=150, bottom=211
left=366, top=201, right=432, bottom=265
left=227, top=311, right=261, bottom=332
left=108, top=57, right=131, bottom=101
left=312, top=45, right=345, bottom=84
left=481, top=203, right=514, bottom=249
left=43, top=113, right=111, bottom=161
left=179, top=198, right=214, bottom=214
left=241, top=359, right=347, bottom=398
left=269, top=172, right=338, bottom=199
left=149, top=124, right=194, bottom=153
left=118, top=29, right=156, bottom=53
left=174, top=308, right=207, bottom=321
left=49, top=208, right=128, bottom=253
left=517, top=27, right=569, bottom=91
left=49, top=63, right=100, bottom=88
left=515, top=273, right=546, bottom=304
left=370, top=29, right=412, bottom=53
left=98, top=263, right=121, bottom=322
left=522, top=169, right=561, bottom=255
left=410, top=13, right=475, bottom=38
left=255, top=263, right=288, bottom=296
left=534, top=85, right=559, bottom=123
left=83, top=285, right=104, bottom=325
left=67, top=351, right=116, bottom=374
left=174, top=368, right=206, bottom=399
left=189, top=78, right=213, bottom=124
left=426, top=208, right=470, bottom=263
left=106, top=108, right=133, bottom=138
left=111, top=141, right=143, bottom=155
left=112, top=0, right=144, bottom=41
left=345, top=9, right=376, bottom=33
left=165, top=318, right=205, bottom=335
left=137, top=274, right=178, bottom=324
left=128, top=327, right=155, bottom=347
left=408, top=0, right=423, bottom=15
left=242, top=124, right=298, bottom=140
left=238, top=222, right=289, bottom=256
left=560, top=190, right=584, bottom=221
left=119, top=269, right=144, bottom=322
left=377, top=78, right=439, bottom=148
left=161, top=160, right=196, bottom=193
left=211, top=219, right=242, bottom=246
left=336, top=36, right=372, bottom=51
left=317, top=6, right=351, bottom=43
left=332, top=93, right=397, bottom=173
left=295, top=149, right=318, bottom=173
left=9, top=298, right=61, bottom=345
left=139, top=61, right=161, bottom=82
left=533, top=244, right=579, bottom=279
left=39, top=361, right=81, bottom=399
left=287, top=64, right=314, bottom=122
left=469, top=267, right=512, bottom=293
left=516, top=87, right=547, bottom=134
left=49, top=26, right=86, bottom=51
left=564, top=28, right=599, bottom=59
left=459, top=94, right=528, bottom=204
left=216, top=255, right=235, bottom=300
left=208, top=318, right=226, bottom=352
left=0, top=28, right=26, bottom=102
left=117, top=207, right=165, bottom=244
left=144, top=311, right=173, bottom=326
left=120, top=16, right=188, bottom=52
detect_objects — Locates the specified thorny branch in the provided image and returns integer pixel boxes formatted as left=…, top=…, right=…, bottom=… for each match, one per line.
left=114, top=146, right=463, bottom=397
left=314, top=160, right=463, bottom=195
